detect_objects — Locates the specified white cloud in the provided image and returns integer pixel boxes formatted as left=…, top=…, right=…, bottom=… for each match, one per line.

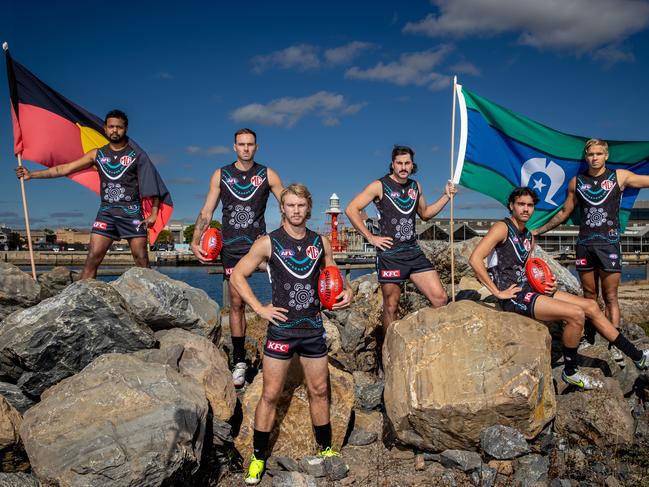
left=403, top=0, right=649, bottom=57
left=592, top=45, right=635, bottom=65
left=185, top=145, right=230, bottom=156
left=230, top=91, right=366, bottom=128
left=345, top=46, right=453, bottom=91
left=251, top=44, right=320, bottom=73
left=324, top=41, right=376, bottom=65
left=449, top=61, right=481, bottom=76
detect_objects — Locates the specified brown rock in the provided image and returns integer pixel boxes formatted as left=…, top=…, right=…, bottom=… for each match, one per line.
left=353, top=410, right=383, bottom=437
left=487, top=459, right=513, bottom=475
left=0, top=263, right=41, bottom=320
left=0, top=396, right=28, bottom=472
left=554, top=378, right=634, bottom=448
left=235, top=359, right=354, bottom=460
left=383, top=301, right=556, bottom=451
left=618, top=282, right=649, bottom=331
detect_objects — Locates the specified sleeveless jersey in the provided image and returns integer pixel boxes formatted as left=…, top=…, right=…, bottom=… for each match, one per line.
left=374, top=175, right=419, bottom=249
left=95, top=144, right=142, bottom=215
left=268, top=227, right=324, bottom=337
left=575, top=169, right=621, bottom=245
left=219, top=162, right=271, bottom=248
left=487, top=218, right=533, bottom=291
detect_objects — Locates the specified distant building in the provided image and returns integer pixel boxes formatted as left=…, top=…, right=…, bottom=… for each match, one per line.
left=166, top=220, right=188, bottom=243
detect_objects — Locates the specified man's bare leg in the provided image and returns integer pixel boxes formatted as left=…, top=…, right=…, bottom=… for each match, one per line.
left=380, top=283, right=401, bottom=329
left=410, top=270, right=448, bottom=308
left=300, top=354, right=334, bottom=454
left=127, top=237, right=149, bottom=268
left=600, top=271, right=621, bottom=329
left=80, top=234, right=113, bottom=279
left=253, top=355, right=292, bottom=432
left=229, top=281, right=249, bottom=387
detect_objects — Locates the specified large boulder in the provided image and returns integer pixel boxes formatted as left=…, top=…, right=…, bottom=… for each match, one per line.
left=136, top=328, right=236, bottom=421
left=531, top=246, right=581, bottom=295
left=418, top=240, right=474, bottom=285
left=554, top=378, right=634, bottom=448
left=0, top=263, right=40, bottom=320
left=21, top=353, right=208, bottom=487
left=111, top=267, right=221, bottom=341
left=383, top=301, right=556, bottom=451
left=0, top=396, right=28, bottom=472
left=37, top=266, right=77, bottom=299
left=0, top=280, right=156, bottom=397
left=236, top=360, right=354, bottom=460
left=0, top=382, right=34, bottom=414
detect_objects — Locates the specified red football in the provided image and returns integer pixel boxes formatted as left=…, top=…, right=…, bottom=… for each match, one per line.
left=318, top=266, right=344, bottom=310
left=200, top=227, right=222, bottom=261
left=525, top=257, right=554, bottom=294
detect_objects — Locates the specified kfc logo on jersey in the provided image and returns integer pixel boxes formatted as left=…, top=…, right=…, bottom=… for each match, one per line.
left=266, top=340, right=289, bottom=353
left=381, top=270, right=401, bottom=278
left=93, top=221, right=107, bottom=230
left=280, top=249, right=295, bottom=258
left=119, top=155, right=133, bottom=167
left=523, top=239, right=531, bottom=251
left=575, top=258, right=588, bottom=266
left=306, top=246, right=320, bottom=260
left=601, top=180, right=615, bottom=191
left=250, top=175, right=263, bottom=187
left=523, top=292, right=534, bottom=303
left=224, top=267, right=233, bottom=276
left=408, top=188, right=417, bottom=200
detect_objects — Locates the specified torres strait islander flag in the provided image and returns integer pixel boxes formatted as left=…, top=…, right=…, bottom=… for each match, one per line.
left=4, top=48, right=173, bottom=243
left=452, top=84, right=649, bottom=231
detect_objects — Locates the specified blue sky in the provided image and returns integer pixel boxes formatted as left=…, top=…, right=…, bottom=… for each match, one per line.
left=2, top=0, right=649, bottom=235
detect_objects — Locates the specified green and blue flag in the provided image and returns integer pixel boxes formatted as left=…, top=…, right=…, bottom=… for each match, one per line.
left=452, top=85, right=649, bottom=230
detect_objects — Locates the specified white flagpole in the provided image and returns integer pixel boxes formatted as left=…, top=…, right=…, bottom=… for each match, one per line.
left=449, top=76, right=457, bottom=302
left=16, top=154, right=37, bottom=280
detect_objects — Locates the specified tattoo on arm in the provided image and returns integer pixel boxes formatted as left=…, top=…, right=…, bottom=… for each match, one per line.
left=192, top=215, right=210, bottom=243
left=536, top=212, right=565, bottom=235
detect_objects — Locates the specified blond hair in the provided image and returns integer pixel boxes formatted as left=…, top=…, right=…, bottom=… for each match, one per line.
left=280, top=183, right=312, bottom=220
left=584, top=138, right=608, bottom=155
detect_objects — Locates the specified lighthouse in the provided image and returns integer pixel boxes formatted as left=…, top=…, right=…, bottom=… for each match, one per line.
left=326, top=193, right=344, bottom=252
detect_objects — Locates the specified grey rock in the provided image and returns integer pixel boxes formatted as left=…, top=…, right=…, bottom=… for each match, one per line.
left=21, top=353, right=208, bottom=487
left=275, top=456, right=300, bottom=472
left=298, top=456, right=326, bottom=477
left=111, top=267, right=221, bottom=341
left=532, top=246, right=581, bottom=294
left=419, top=240, right=474, bottom=285
left=423, top=452, right=443, bottom=462
left=324, top=455, right=349, bottom=480
left=513, top=454, right=549, bottom=486
left=550, top=480, right=571, bottom=487
left=0, top=280, right=155, bottom=397
left=0, top=263, right=41, bottom=320
left=37, top=266, right=76, bottom=299
left=272, top=471, right=317, bottom=487
left=480, top=425, right=530, bottom=459
left=0, top=473, right=40, bottom=486
left=348, top=428, right=377, bottom=446
left=212, top=417, right=233, bottom=446
left=0, top=382, right=34, bottom=413
left=471, top=466, right=497, bottom=487
left=340, top=310, right=366, bottom=353
left=353, top=371, right=384, bottom=410
left=440, top=449, right=482, bottom=472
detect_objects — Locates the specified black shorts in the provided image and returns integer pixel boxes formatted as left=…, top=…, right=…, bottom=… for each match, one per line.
left=575, top=243, right=621, bottom=273
left=376, top=245, right=434, bottom=284
left=221, top=244, right=252, bottom=280
left=499, top=283, right=541, bottom=318
left=263, top=325, right=327, bottom=360
left=91, top=208, right=147, bottom=240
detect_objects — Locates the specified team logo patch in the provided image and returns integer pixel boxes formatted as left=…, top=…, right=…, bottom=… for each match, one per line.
left=224, top=267, right=233, bottom=276
left=523, top=292, right=534, bottom=303
left=512, top=236, right=519, bottom=244
left=99, top=157, right=111, bottom=163
left=266, top=340, right=290, bottom=353
left=381, top=269, right=401, bottom=278
left=575, top=258, right=588, bottom=266
left=580, top=184, right=592, bottom=191
left=250, top=175, right=263, bottom=187
left=609, top=253, right=618, bottom=260
left=601, top=180, right=615, bottom=191
left=608, top=229, right=618, bottom=238
left=280, top=249, right=295, bottom=257
left=93, top=221, right=107, bottom=230
left=523, top=239, right=531, bottom=251
left=407, top=188, right=417, bottom=200
left=390, top=191, right=400, bottom=199
left=306, top=246, right=320, bottom=260
left=132, top=219, right=141, bottom=226
left=119, top=155, right=133, bottom=167
left=225, top=177, right=238, bottom=184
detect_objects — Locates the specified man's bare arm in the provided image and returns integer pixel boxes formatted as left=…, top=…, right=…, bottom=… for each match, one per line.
left=533, top=177, right=577, bottom=235
left=15, top=150, right=96, bottom=180
left=191, top=169, right=221, bottom=262
left=267, top=167, right=284, bottom=202
left=618, top=169, right=649, bottom=190
left=417, top=181, right=456, bottom=221
left=321, top=236, right=353, bottom=309
left=344, top=180, right=393, bottom=250
left=469, top=222, right=519, bottom=299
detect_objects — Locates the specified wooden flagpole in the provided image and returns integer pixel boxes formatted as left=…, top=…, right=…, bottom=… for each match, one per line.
left=16, top=154, right=37, bottom=280
left=449, top=76, right=457, bottom=302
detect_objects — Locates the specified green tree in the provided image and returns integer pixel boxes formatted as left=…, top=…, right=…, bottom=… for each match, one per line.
left=183, top=220, right=221, bottom=243
left=8, top=232, right=23, bottom=250
left=156, top=229, right=174, bottom=244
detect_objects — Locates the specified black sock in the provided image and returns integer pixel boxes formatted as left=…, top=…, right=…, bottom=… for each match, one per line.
left=232, top=336, right=246, bottom=365
left=314, top=423, right=332, bottom=450
left=563, top=346, right=579, bottom=376
left=612, top=333, right=642, bottom=362
left=584, top=318, right=596, bottom=344
left=253, top=429, right=270, bottom=461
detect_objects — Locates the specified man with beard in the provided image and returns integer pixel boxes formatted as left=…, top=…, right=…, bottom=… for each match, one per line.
left=15, top=109, right=169, bottom=279
left=230, top=183, right=353, bottom=485
left=470, top=187, right=648, bottom=390
left=191, top=128, right=283, bottom=388
left=345, top=145, right=455, bottom=334
left=533, top=139, right=649, bottom=359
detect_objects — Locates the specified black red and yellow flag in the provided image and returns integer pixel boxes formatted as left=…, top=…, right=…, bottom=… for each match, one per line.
left=5, top=47, right=173, bottom=243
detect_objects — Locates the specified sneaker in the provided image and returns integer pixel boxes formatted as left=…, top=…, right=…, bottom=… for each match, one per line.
left=232, top=362, right=247, bottom=389
left=561, top=370, right=604, bottom=390
left=634, top=349, right=649, bottom=370
left=609, top=345, right=625, bottom=363
left=318, top=446, right=340, bottom=457
left=245, top=455, right=265, bottom=485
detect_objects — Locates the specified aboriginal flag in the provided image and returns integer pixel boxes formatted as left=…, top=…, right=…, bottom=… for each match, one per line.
left=5, top=48, right=173, bottom=243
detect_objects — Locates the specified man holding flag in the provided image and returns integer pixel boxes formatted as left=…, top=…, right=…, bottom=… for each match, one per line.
left=15, top=110, right=170, bottom=279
